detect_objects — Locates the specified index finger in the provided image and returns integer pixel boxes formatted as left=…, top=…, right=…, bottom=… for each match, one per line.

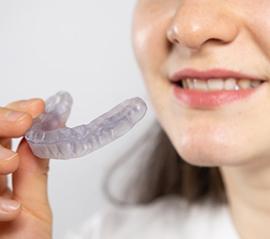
left=0, top=99, right=45, bottom=138
left=6, top=98, right=45, bottom=119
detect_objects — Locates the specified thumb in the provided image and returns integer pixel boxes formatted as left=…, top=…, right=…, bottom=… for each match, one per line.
left=12, top=138, right=50, bottom=209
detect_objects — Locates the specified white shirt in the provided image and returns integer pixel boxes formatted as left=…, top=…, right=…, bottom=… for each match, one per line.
left=66, top=195, right=239, bottom=239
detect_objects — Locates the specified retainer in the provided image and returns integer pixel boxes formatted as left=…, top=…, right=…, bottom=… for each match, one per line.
left=25, top=91, right=147, bottom=159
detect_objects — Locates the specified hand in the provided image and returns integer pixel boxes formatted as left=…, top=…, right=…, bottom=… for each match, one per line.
left=0, top=98, right=52, bottom=239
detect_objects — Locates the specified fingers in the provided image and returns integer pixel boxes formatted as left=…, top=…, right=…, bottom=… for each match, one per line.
left=0, top=197, right=21, bottom=221
left=0, top=145, right=20, bottom=221
left=0, top=108, right=32, bottom=138
left=0, top=138, right=11, bottom=149
left=0, top=98, right=45, bottom=138
left=0, top=188, right=21, bottom=222
left=6, top=98, right=45, bottom=119
left=0, top=176, right=6, bottom=194
left=0, top=98, right=45, bottom=188
left=13, top=139, right=50, bottom=208
left=0, top=145, right=19, bottom=175
left=0, top=98, right=47, bottom=222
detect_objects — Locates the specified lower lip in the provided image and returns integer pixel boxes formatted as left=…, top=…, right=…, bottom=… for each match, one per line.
left=172, top=83, right=265, bottom=109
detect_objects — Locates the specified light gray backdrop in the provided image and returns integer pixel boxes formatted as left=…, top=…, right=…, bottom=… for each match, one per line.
left=0, top=1, right=155, bottom=238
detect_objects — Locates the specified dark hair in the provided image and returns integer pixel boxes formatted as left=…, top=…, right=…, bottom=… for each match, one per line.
left=103, top=120, right=227, bottom=206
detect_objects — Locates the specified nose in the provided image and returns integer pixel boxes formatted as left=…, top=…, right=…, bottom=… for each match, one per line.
left=166, top=1, right=239, bottom=50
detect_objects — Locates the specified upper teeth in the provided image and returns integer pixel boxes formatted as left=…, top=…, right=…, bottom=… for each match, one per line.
left=181, top=78, right=263, bottom=90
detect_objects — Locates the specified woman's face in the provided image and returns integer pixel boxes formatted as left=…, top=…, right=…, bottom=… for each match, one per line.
left=132, top=0, right=270, bottom=167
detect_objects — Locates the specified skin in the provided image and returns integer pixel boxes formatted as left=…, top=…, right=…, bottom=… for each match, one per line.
left=3, top=1, right=270, bottom=238
left=132, top=0, right=270, bottom=238
left=0, top=99, right=51, bottom=238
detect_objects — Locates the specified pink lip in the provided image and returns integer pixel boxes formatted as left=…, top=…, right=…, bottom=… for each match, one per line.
left=172, top=86, right=261, bottom=109
left=169, top=68, right=263, bottom=82
left=170, top=68, right=266, bottom=109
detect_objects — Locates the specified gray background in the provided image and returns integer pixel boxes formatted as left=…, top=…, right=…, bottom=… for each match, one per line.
left=0, top=1, right=155, bottom=238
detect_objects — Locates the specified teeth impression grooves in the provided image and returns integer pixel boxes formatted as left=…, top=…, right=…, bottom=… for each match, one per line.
left=25, top=91, right=147, bottom=159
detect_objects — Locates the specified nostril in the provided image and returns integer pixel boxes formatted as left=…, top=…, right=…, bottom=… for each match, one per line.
left=204, top=37, right=227, bottom=46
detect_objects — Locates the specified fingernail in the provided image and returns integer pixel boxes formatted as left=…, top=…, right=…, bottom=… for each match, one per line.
left=5, top=111, right=25, bottom=122
left=0, top=199, right=20, bottom=212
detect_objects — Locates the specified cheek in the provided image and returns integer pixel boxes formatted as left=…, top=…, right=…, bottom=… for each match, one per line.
left=131, top=6, right=174, bottom=118
left=249, top=20, right=270, bottom=63
left=132, top=0, right=270, bottom=168
left=160, top=102, right=270, bottom=167
left=132, top=7, right=171, bottom=78
left=235, top=0, right=270, bottom=64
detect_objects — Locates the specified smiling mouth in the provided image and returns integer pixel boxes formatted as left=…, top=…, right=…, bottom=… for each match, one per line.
left=170, top=73, right=268, bottom=109
left=169, top=68, right=267, bottom=91
left=174, top=77, right=265, bottom=91
left=167, top=67, right=270, bottom=109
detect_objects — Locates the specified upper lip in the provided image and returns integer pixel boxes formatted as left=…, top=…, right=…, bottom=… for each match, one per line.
left=169, top=68, right=266, bottom=82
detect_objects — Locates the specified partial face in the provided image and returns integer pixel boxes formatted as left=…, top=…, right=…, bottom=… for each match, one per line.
left=132, top=0, right=270, bottom=167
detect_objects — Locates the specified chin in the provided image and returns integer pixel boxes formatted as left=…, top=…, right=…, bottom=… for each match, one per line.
left=167, top=128, right=255, bottom=167
left=174, top=144, right=242, bottom=167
